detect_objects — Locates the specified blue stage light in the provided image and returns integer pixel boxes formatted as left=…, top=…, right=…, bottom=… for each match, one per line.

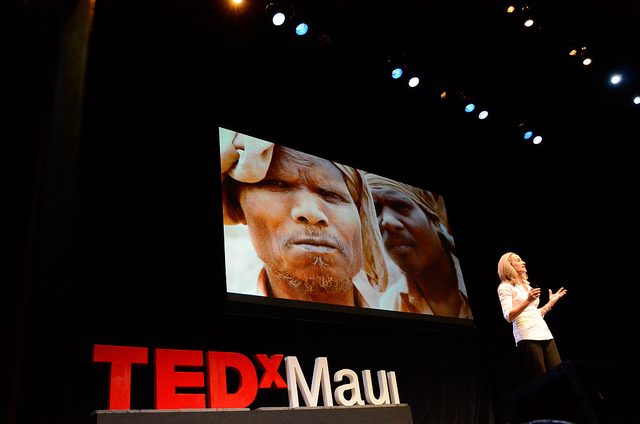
left=295, top=23, right=308, bottom=36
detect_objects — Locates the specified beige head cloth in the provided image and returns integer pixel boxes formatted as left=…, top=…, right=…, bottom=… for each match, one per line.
left=333, top=163, right=389, bottom=292
left=219, top=128, right=389, bottom=291
left=364, top=172, right=454, bottom=248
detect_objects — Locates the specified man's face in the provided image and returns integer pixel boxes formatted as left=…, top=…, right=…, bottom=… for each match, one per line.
left=371, top=188, right=442, bottom=276
left=237, top=146, right=363, bottom=293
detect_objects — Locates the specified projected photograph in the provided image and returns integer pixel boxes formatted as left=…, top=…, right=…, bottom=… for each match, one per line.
left=220, top=127, right=473, bottom=319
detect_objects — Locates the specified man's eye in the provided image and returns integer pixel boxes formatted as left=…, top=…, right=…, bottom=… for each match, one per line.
left=392, top=202, right=411, bottom=213
left=319, top=189, right=346, bottom=202
left=261, top=180, right=289, bottom=188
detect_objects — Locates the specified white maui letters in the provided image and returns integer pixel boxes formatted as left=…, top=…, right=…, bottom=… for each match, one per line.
left=285, top=356, right=333, bottom=407
left=284, top=356, right=400, bottom=408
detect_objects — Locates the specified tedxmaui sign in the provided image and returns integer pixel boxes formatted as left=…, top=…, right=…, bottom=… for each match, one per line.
left=93, top=344, right=401, bottom=410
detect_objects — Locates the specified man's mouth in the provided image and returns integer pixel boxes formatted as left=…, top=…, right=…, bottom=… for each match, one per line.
left=290, top=237, right=339, bottom=253
left=385, top=237, right=413, bottom=250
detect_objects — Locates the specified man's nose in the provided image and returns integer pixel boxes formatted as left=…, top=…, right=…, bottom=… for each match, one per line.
left=380, top=208, right=403, bottom=232
left=290, top=192, right=329, bottom=225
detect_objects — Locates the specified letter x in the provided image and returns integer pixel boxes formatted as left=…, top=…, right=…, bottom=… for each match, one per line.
left=254, top=354, right=287, bottom=389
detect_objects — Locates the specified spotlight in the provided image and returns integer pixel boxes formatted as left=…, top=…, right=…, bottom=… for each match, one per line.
left=272, top=12, right=286, bottom=26
left=610, top=74, right=622, bottom=85
left=295, top=22, right=309, bottom=36
left=464, top=103, right=475, bottom=113
left=519, top=4, right=536, bottom=28
left=265, top=3, right=289, bottom=27
left=478, top=110, right=489, bottom=120
left=507, top=5, right=515, bottom=14
left=533, top=135, right=543, bottom=144
left=518, top=122, right=536, bottom=141
left=575, top=46, right=592, bottom=66
left=408, top=77, right=420, bottom=87
left=634, top=96, right=640, bottom=105
left=386, top=56, right=410, bottom=82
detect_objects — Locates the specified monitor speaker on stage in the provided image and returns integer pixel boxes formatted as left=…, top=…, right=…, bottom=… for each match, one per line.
left=508, top=359, right=639, bottom=424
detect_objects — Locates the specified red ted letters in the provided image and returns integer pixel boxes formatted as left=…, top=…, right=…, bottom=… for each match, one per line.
left=93, top=344, right=149, bottom=410
left=93, top=344, right=286, bottom=410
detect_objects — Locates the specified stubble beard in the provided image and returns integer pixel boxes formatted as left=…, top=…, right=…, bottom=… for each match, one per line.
left=271, top=255, right=353, bottom=294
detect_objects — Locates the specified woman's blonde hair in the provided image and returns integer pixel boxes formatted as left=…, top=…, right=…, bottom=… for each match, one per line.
left=497, top=252, right=527, bottom=285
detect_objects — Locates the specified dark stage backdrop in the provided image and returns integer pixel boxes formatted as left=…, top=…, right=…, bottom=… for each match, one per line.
left=7, top=1, right=640, bottom=424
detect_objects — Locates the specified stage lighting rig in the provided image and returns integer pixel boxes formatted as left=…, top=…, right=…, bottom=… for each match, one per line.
left=384, top=56, right=421, bottom=89
left=568, top=44, right=593, bottom=66
left=518, top=122, right=542, bottom=144
left=505, top=1, right=539, bottom=30
left=265, top=2, right=293, bottom=28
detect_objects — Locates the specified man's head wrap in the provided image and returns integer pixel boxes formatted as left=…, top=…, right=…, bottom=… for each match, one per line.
left=364, top=172, right=455, bottom=251
left=219, top=128, right=389, bottom=291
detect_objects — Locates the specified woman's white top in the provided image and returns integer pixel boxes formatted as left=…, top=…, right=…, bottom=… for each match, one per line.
left=497, top=281, right=553, bottom=345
